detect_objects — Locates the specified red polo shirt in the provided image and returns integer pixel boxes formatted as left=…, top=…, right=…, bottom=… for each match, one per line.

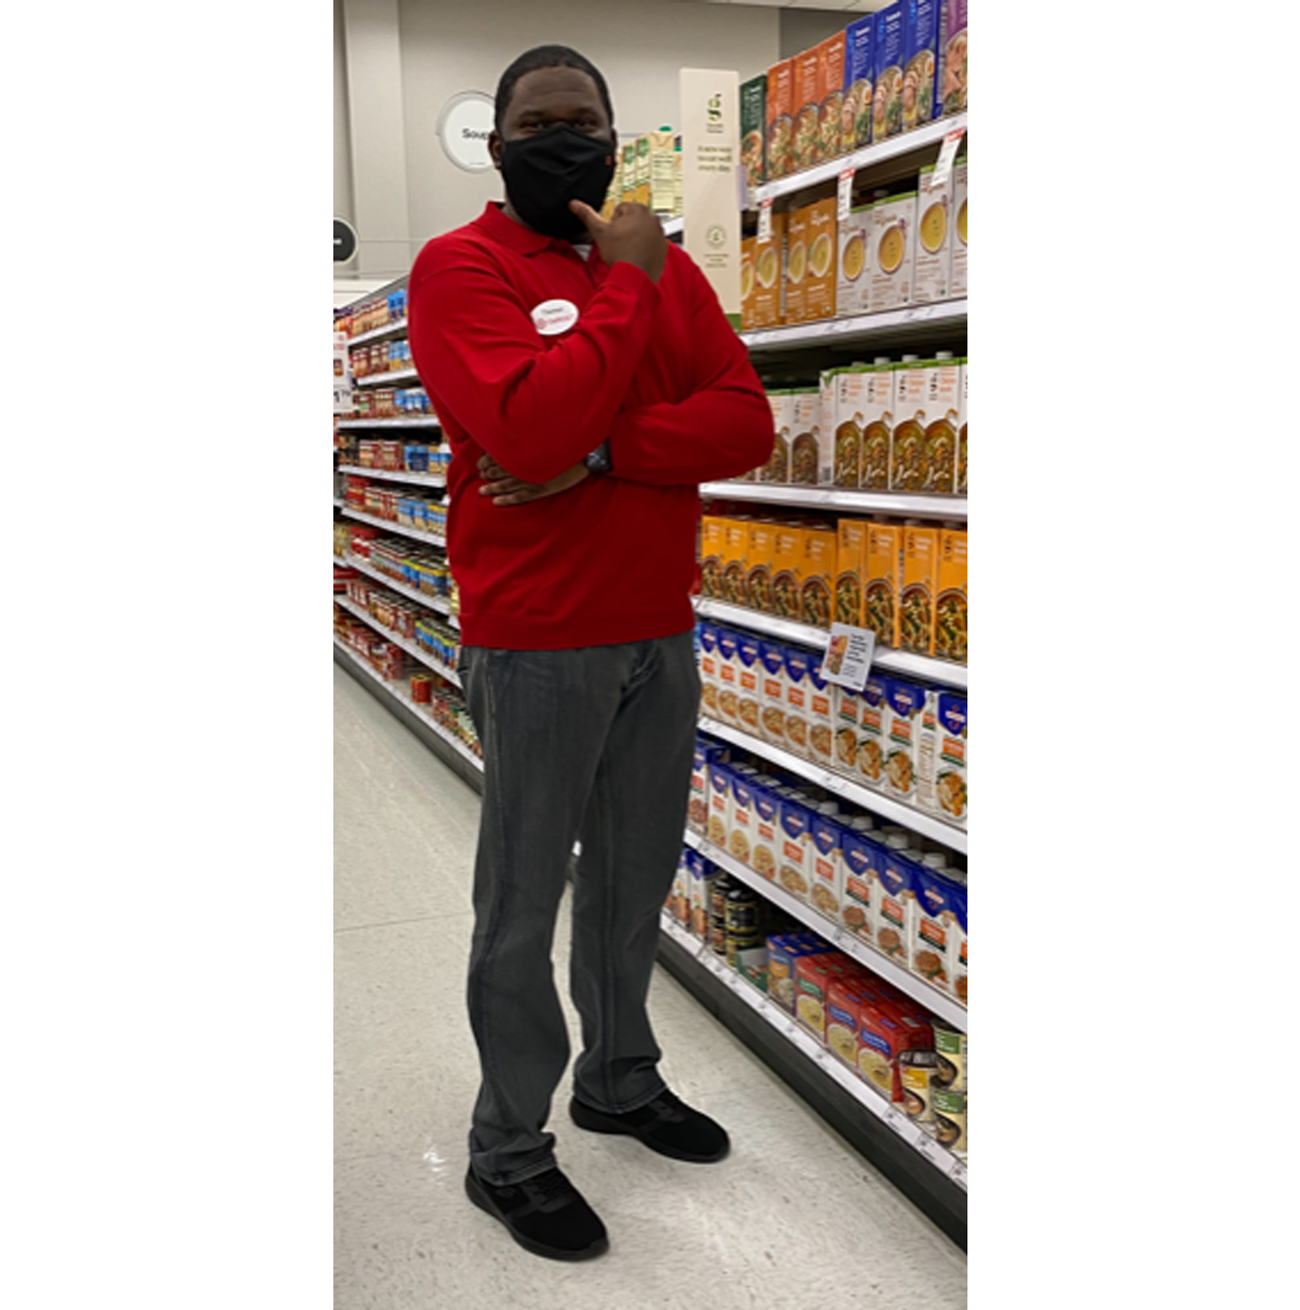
left=407, top=202, right=773, bottom=651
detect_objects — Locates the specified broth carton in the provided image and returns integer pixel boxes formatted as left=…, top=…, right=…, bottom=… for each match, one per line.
left=934, top=528, right=967, bottom=663
left=789, top=387, right=821, bottom=484
left=890, top=358, right=929, bottom=491
left=810, top=813, right=845, bottom=924
left=914, top=162, right=954, bottom=305
left=833, top=367, right=870, bottom=488
left=749, top=777, right=782, bottom=883
left=735, top=631, right=763, bottom=738
left=951, top=154, right=967, bottom=296
left=753, top=211, right=787, bottom=328
left=697, top=621, right=721, bottom=719
left=763, top=388, right=792, bottom=483
left=747, top=520, right=777, bottom=614
left=841, top=828, right=883, bottom=943
left=792, top=46, right=822, bottom=170
left=801, top=527, right=837, bottom=629
left=917, top=690, right=968, bottom=827
left=784, top=204, right=810, bottom=325
left=782, top=645, right=813, bottom=758
left=861, top=360, right=895, bottom=492
left=759, top=639, right=789, bottom=748
left=883, top=676, right=927, bottom=800
left=871, top=190, right=916, bottom=311
left=857, top=673, right=889, bottom=788
left=863, top=520, right=902, bottom=649
left=836, top=203, right=873, bottom=319
left=715, top=627, right=741, bottom=726
left=835, top=517, right=867, bottom=626
left=899, top=524, right=939, bottom=656
left=923, top=355, right=962, bottom=493
left=771, top=525, right=806, bottom=622
left=939, top=0, right=969, bottom=117
left=804, top=198, right=838, bottom=322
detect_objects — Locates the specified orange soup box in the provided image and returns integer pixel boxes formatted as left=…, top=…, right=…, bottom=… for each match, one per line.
left=721, top=518, right=751, bottom=608
left=835, top=518, right=867, bottom=627
left=800, top=528, right=837, bottom=629
left=934, top=528, right=967, bottom=663
left=752, top=211, right=786, bottom=328
left=792, top=46, right=822, bottom=170
left=700, top=516, right=725, bottom=599
left=784, top=205, right=810, bottom=325
left=803, top=198, right=838, bottom=322
left=817, top=31, right=847, bottom=162
left=765, top=60, right=794, bottom=180
left=899, top=525, right=938, bottom=656
left=863, top=520, right=901, bottom=648
left=747, top=520, right=777, bottom=614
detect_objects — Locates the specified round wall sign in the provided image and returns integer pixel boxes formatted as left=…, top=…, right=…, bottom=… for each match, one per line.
left=334, top=217, right=358, bottom=263
left=437, top=92, right=496, bottom=173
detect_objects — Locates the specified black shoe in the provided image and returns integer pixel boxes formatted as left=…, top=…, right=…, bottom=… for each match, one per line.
left=464, top=1164, right=609, bottom=1262
left=569, top=1089, right=730, bottom=1163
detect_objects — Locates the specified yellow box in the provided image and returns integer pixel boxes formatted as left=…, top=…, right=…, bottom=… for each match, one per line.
left=771, top=525, right=806, bottom=622
left=747, top=521, right=777, bottom=614
left=803, top=198, right=838, bottom=322
left=801, top=528, right=837, bottom=629
left=934, top=530, right=968, bottom=664
left=740, top=236, right=758, bottom=331
left=752, top=212, right=786, bottom=328
left=722, top=518, right=751, bottom=608
left=835, top=519, right=867, bottom=627
left=899, top=525, right=939, bottom=656
left=700, top=516, right=726, bottom=600
left=784, top=207, right=810, bottom=325
left=864, top=521, right=901, bottom=648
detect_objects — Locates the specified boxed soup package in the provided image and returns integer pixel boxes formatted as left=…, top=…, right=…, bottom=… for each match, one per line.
left=697, top=622, right=721, bottom=718
left=722, top=518, right=751, bottom=607
left=957, top=357, right=968, bottom=494
left=834, top=683, right=862, bottom=773
left=804, top=198, right=838, bottom=322
left=833, top=367, right=870, bottom=488
left=890, top=358, right=928, bottom=491
left=950, top=155, right=967, bottom=296
left=863, top=521, right=901, bottom=649
left=806, top=662, right=835, bottom=767
left=842, top=14, right=875, bottom=150
left=766, top=60, right=794, bottom=179
left=917, top=690, right=967, bottom=826
left=706, top=759, right=732, bottom=847
left=826, top=976, right=868, bottom=1069
left=939, top=0, right=969, bottom=117
left=784, top=205, right=810, bottom=325
left=871, top=190, right=916, bottom=311
left=752, top=211, right=787, bottom=328
left=735, top=632, right=763, bottom=737
left=902, top=0, right=941, bottom=132
left=789, top=387, right=821, bottom=484
left=883, top=676, right=927, bottom=800
left=873, top=2, right=905, bottom=142
left=715, top=627, right=740, bottom=725
left=792, top=46, right=822, bottom=170
left=782, top=645, right=812, bottom=758
left=934, top=528, right=968, bottom=662
left=810, top=813, right=843, bottom=922
left=750, top=779, right=781, bottom=882
left=763, top=389, right=792, bottom=482
left=861, top=360, right=895, bottom=492
left=727, top=767, right=756, bottom=866
left=794, top=952, right=839, bottom=1040
left=771, top=525, right=805, bottom=621
left=899, top=525, right=938, bottom=655
left=768, top=934, right=828, bottom=1014
left=739, top=236, right=758, bottom=330
left=875, top=843, right=916, bottom=968
left=747, top=520, right=777, bottom=614
left=700, top=516, right=725, bottom=599
left=923, top=354, right=961, bottom=493
left=817, top=31, right=847, bottom=162
left=857, top=673, right=889, bottom=787
left=835, top=517, right=867, bottom=625
left=779, top=796, right=814, bottom=904
left=759, top=639, right=789, bottom=746
left=914, top=163, right=954, bottom=304
left=740, top=74, right=767, bottom=190
left=801, top=527, right=837, bottom=629
left=841, top=828, right=881, bottom=942
left=837, top=203, right=873, bottom=319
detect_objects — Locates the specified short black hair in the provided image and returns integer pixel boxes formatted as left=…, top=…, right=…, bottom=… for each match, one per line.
left=494, top=45, right=615, bottom=134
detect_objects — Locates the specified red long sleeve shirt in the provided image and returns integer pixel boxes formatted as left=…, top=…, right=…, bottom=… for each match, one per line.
left=407, top=202, right=773, bottom=651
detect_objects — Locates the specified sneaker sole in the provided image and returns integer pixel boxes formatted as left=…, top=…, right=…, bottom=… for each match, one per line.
left=464, top=1170, right=610, bottom=1262
left=569, top=1100, right=731, bottom=1164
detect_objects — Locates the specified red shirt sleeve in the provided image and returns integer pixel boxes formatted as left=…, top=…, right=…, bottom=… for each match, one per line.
left=605, top=254, right=774, bottom=486
left=408, top=246, right=661, bottom=485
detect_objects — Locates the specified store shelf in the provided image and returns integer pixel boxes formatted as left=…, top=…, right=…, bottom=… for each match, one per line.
left=353, top=367, right=421, bottom=388
left=336, top=417, right=441, bottom=431
left=333, top=497, right=345, bottom=509
left=741, top=299, right=966, bottom=353
left=663, top=217, right=683, bottom=238
left=752, top=113, right=967, bottom=207
left=346, top=319, right=408, bottom=348
left=340, top=506, right=446, bottom=548
left=337, top=464, right=446, bottom=489
left=683, top=830, right=966, bottom=1032
left=334, top=596, right=461, bottom=689
left=340, top=551, right=458, bottom=624
left=332, top=635, right=481, bottom=772
left=699, top=481, right=966, bottom=522
left=657, top=911, right=966, bottom=1190
left=698, top=714, right=967, bottom=854
left=692, top=598, right=968, bottom=691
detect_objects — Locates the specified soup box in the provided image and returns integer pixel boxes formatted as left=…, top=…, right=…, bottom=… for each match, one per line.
left=913, top=163, right=953, bottom=305
left=842, top=15, right=875, bottom=150
left=902, top=0, right=941, bottom=132
left=759, top=639, right=789, bottom=747
left=872, top=2, right=906, bottom=142
left=870, top=190, right=916, bottom=311
left=836, top=203, right=873, bottom=319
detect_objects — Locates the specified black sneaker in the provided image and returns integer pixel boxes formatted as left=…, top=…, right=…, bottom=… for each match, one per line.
left=569, top=1089, right=730, bottom=1163
left=464, top=1164, right=609, bottom=1261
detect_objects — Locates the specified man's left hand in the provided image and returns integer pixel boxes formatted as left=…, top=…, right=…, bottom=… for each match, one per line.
left=478, top=454, right=590, bottom=506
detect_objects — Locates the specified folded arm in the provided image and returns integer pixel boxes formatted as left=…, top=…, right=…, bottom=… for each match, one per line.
left=408, top=254, right=660, bottom=485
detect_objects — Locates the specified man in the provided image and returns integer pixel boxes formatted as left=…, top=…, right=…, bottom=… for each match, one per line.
left=408, top=44, right=773, bottom=1262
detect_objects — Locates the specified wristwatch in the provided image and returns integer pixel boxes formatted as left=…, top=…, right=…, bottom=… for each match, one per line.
left=583, top=441, right=612, bottom=474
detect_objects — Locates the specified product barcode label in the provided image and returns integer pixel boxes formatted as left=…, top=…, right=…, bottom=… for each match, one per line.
left=757, top=198, right=773, bottom=243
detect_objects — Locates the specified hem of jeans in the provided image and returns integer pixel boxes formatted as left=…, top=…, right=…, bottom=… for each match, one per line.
left=471, top=1156, right=559, bottom=1188
left=572, top=1078, right=669, bottom=1117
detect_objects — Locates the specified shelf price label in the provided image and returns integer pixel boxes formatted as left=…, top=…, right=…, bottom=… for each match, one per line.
left=930, top=127, right=966, bottom=189
left=837, top=166, right=855, bottom=222
left=818, top=623, right=876, bottom=691
left=757, top=197, right=773, bottom=243
left=914, top=1133, right=948, bottom=1168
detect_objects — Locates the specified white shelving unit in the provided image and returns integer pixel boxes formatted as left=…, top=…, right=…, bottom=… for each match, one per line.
left=337, top=464, right=446, bottom=488
left=692, top=598, right=968, bottom=691
left=699, top=714, right=967, bottom=855
left=334, top=596, right=461, bottom=689
left=683, top=830, right=966, bottom=1032
left=751, top=113, right=967, bottom=207
left=333, top=635, right=481, bottom=770
left=346, top=319, right=409, bottom=347
left=340, top=506, right=446, bottom=548
left=333, top=497, right=345, bottom=509
left=338, top=551, right=458, bottom=624
left=699, top=481, right=966, bottom=521
left=657, top=911, right=967, bottom=1190
left=662, top=217, right=684, bottom=238
left=336, top=417, right=441, bottom=431
left=353, top=367, right=422, bottom=388
left=741, top=299, right=966, bottom=353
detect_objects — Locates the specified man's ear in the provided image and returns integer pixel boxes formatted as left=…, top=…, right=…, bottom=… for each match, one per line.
left=488, top=130, right=503, bottom=170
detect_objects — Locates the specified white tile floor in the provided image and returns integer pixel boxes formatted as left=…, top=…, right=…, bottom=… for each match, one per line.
left=335, top=662, right=967, bottom=1309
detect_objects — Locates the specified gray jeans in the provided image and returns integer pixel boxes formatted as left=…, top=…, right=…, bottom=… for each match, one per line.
left=457, top=631, right=700, bottom=1185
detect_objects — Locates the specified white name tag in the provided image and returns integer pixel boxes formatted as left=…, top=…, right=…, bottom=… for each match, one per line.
left=530, top=299, right=579, bottom=336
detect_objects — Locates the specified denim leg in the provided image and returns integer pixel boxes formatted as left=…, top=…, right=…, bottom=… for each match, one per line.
left=568, top=631, right=700, bottom=1114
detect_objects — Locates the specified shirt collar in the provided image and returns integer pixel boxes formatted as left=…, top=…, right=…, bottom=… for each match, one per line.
left=473, top=201, right=596, bottom=263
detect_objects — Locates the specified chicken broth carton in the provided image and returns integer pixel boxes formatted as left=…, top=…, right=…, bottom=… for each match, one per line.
left=763, top=389, right=793, bottom=483
left=836, top=204, right=873, bottom=319
left=913, top=162, right=953, bottom=305
left=759, top=639, right=789, bottom=747
left=788, top=388, right=821, bottom=485
left=923, top=356, right=961, bottom=493
left=804, top=198, right=838, bottom=323
left=871, top=190, right=916, bottom=311
left=833, top=368, right=870, bottom=488
left=752, top=212, right=787, bottom=328
left=735, top=632, right=763, bottom=738
left=860, top=361, right=895, bottom=492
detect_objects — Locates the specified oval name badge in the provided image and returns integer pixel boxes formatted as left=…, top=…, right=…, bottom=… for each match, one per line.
left=530, top=298, right=579, bottom=336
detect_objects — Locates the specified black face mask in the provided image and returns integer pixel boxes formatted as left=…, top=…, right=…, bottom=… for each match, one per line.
left=500, top=125, right=616, bottom=243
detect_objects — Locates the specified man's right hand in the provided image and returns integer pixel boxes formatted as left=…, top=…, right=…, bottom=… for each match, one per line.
left=569, top=200, right=668, bottom=284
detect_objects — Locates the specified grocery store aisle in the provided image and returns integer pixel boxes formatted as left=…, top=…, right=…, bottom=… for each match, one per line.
left=334, top=663, right=967, bottom=1310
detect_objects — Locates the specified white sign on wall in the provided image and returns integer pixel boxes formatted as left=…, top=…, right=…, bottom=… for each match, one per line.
left=679, top=68, right=742, bottom=323
left=438, top=92, right=496, bottom=173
